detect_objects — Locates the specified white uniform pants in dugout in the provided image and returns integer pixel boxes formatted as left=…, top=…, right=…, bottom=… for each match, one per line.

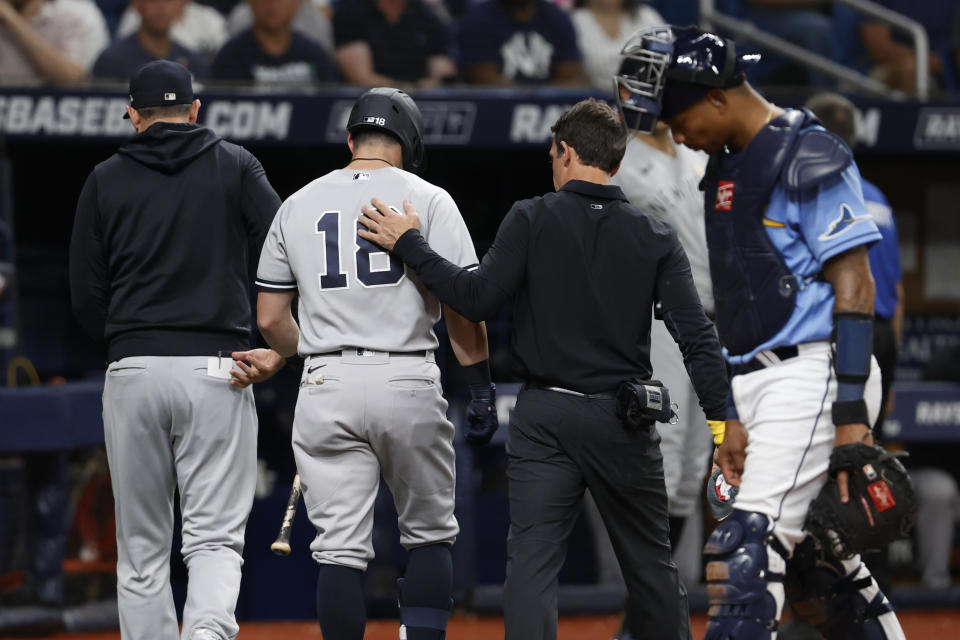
left=650, top=317, right=713, bottom=518
left=103, top=356, right=258, bottom=640
left=293, top=350, right=459, bottom=571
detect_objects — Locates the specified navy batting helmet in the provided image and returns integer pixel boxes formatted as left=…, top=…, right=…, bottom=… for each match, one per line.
left=347, top=87, right=426, bottom=174
left=615, top=26, right=760, bottom=133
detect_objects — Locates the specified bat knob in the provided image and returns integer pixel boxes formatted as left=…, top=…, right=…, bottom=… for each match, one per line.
left=270, top=541, right=291, bottom=556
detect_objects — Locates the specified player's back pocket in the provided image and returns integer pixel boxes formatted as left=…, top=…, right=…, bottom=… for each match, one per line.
left=386, top=376, right=435, bottom=390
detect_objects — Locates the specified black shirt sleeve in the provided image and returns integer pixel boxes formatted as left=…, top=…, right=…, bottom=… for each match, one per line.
left=210, top=39, right=248, bottom=81
left=422, top=9, right=449, bottom=57
left=316, top=49, right=339, bottom=82
left=239, top=150, right=282, bottom=255
left=654, top=234, right=729, bottom=421
left=391, top=204, right=530, bottom=322
left=69, top=172, right=109, bottom=355
left=333, top=4, right=367, bottom=48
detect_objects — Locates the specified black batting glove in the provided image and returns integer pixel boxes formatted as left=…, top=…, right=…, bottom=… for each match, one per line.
left=465, top=383, right=498, bottom=445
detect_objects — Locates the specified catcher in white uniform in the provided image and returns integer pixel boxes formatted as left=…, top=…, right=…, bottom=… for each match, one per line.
left=255, top=88, right=497, bottom=640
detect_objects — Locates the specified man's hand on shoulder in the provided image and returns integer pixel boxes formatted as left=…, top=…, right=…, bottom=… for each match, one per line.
left=229, top=348, right=286, bottom=388
left=358, top=198, right=421, bottom=251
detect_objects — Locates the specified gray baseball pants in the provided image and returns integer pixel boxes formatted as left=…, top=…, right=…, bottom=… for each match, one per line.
left=292, top=350, right=459, bottom=571
left=102, top=356, right=257, bottom=640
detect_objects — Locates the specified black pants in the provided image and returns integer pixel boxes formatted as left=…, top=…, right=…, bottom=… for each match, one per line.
left=502, top=388, right=690, bottom=640
left=873, top=316, right=898, bottom=431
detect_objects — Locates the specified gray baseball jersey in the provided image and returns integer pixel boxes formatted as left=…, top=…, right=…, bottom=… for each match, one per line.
left=257, top=166, right=476, bottom=569
left=612, top=135, right=714, bottom=313
left=256, top=167, right=478, bottom=354
left=612, top=134, right=716, bottom=526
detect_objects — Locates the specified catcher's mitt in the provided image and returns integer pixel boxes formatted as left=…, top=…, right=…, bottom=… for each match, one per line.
left=806, top=443, right=917, bottom=560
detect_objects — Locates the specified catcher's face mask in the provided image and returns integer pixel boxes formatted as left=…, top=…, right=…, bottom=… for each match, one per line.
left=614, top=26, right=676, bottom=134
left=615, top=25, right=762, bottom=134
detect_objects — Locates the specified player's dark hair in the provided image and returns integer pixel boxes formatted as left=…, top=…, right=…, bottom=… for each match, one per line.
left=135, top=104, right=192, bottom=121
left=351, top=128, right=402, bottom=150
left=805, top=93, right=857, bottom=148
left=551, top=99, right=627, bottom=173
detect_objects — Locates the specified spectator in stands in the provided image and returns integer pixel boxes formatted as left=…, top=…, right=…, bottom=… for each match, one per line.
left=0, top=0, right=109, bottom=85
left=97, top=0, right=129, bottom=36
left=211, top=0, right=336, bottom=86
left=117, top=0, right=227, bottom=62
left=571, top=0, right=664, bottom=90
left=333, top=0, right=455, bottom=88
left=93, top=0, right=208, bottom=80
left=860, top=0, right=959, bottom=96
left=459, top=0, right=584, bottom=86
left=227, top=0, right=333, bottom=54
left=739, top=0, right=834, bottom=86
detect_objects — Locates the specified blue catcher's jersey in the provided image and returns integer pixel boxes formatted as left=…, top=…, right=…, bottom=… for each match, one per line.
left=725, top=135, right=881, bottom=365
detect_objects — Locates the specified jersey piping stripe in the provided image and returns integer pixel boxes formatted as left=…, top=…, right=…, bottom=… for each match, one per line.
left=464, top=263, right=479, bottom=271
left=255, top=279, right=298, bottom=290
left=762, top=217, right=786, bottom=228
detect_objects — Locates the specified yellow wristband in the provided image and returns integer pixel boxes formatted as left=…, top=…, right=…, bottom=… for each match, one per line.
left=708, top=420, right=726, bottom=445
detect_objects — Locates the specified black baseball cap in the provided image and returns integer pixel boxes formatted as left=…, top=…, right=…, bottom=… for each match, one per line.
left=123, top=60, right=194, bottom=119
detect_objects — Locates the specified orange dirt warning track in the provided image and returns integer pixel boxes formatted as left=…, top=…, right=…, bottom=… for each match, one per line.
left=7, top=611, right=960, bottom=639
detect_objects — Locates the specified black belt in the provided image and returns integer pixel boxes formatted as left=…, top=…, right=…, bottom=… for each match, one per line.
left=736, top=345, right=799, bottom=375
left=310, top=349, right=430, bottom=358
left=525, top=380, right=615, bottom=399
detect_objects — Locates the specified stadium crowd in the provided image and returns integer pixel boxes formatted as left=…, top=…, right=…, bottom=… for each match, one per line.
left=0, top=0, right=959, bottom=95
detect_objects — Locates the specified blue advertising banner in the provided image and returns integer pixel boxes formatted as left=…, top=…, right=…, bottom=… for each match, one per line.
left=1, top=85, right=958, bottom=153
left=884, top=382, right=960, bottom=442
left=897, top=315, right=960, bottom=381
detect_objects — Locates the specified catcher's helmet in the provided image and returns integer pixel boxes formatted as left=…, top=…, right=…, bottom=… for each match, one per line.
left=615, top=25, right=760, bottom=133
left=347, top=87, right=426, bottom=174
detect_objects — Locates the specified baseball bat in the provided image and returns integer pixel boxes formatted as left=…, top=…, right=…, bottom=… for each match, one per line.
left=270, top=474, right=301, bottom=556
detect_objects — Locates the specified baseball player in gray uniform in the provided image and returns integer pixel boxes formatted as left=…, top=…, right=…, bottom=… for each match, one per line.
left=597, top=119, right=718, bottom=640
left=255, top=88, right=496, bottom=640
left=613, top=121, right=716, bottom=544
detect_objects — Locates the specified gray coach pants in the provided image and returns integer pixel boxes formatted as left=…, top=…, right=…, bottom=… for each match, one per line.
left=103, top=356, right=257, bottom=640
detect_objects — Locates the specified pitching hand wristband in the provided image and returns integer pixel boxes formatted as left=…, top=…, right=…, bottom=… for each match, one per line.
left=707, top=420, right=725, bottom=445
left=831, top=312, right=873, bottom=426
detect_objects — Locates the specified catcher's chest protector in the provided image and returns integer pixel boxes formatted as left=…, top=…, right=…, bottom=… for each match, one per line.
left=701, top=110, right=812, bottom=356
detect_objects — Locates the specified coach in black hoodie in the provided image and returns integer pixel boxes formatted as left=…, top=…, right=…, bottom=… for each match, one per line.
left=69, top=60, right=283, bottom=640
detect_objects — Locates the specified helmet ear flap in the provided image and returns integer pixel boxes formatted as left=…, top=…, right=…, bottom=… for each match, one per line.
left=408, top=135, right=426, bottom=174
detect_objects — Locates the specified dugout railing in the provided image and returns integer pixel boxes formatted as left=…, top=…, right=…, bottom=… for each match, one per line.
left=699, top=0, right=931, bottom=100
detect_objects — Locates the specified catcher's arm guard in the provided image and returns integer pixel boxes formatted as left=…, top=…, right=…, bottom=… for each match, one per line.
left=805, top=443, right=918, bottom=560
